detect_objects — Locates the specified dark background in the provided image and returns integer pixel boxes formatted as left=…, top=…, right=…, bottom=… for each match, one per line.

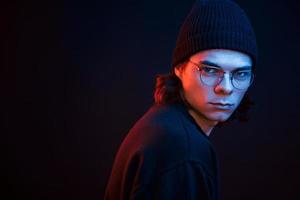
left=5, top=0, right=300, bottom=199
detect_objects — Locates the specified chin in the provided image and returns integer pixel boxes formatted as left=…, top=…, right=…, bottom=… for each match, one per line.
left=206, top=112, right=233, bottom=122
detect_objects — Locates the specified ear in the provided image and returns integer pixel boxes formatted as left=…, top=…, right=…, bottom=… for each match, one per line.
left=174, top=67, right=183, bottom=80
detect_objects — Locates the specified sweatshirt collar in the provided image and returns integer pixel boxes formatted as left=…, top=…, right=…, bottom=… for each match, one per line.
left=173, top=102, right=210, bottom=140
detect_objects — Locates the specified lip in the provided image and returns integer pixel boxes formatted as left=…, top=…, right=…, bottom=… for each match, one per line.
left=209, top=102, right=234, bottom=110
left=210, top=102, right=234, bottom=106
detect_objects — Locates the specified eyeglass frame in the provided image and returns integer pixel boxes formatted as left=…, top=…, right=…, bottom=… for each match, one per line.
left=188, top=59, right=254, bottom=90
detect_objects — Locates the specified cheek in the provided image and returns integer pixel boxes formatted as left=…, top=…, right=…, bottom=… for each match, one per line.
left=182, top=77, right=210, bottom=105
left=232, top=90, right=247, bottom=107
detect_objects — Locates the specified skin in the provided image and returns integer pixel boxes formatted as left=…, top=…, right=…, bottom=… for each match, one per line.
left=174, top=49, right=252, bottom=136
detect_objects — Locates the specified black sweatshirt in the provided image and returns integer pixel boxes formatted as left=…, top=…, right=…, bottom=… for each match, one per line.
left=104, top=102, right=220, bottom=200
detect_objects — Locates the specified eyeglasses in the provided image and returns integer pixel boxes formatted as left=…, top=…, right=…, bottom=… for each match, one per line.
left=188, top=59, right=254, bottom=90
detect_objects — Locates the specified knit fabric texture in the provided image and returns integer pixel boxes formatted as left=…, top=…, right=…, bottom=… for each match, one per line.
left=172, top=0, right=257, bottom=68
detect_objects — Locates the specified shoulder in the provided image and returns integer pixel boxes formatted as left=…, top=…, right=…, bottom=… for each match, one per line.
left=119, top=104, right=189, bottom=167
left=113, top=103, right=219, bottom=174
left=118, top=103, right=216, bottom=170
left=131, top=103, right=182, bottom=135
left=127, top=103, right=187, bottom=149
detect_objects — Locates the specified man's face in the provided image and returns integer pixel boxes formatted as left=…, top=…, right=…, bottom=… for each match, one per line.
left=175, top=49, right=252, bottom=124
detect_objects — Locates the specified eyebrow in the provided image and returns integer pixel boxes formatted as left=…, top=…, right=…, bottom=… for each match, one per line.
left=200, top=60, right=252, bottom=70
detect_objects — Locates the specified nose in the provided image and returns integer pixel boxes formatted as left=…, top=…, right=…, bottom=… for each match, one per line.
left=214, top=73, right=233, bottom=95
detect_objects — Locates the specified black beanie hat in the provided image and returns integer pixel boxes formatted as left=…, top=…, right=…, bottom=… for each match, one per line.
left=172, top=0, right=257, bottom=68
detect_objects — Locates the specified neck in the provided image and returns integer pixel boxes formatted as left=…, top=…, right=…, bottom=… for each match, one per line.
left=187, top=109, right=217, bottom=136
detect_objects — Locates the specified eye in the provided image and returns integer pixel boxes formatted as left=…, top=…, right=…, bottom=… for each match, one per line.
left=202, top=66, right=220, bottom=75
left=234, top=70, right=252, bottom=80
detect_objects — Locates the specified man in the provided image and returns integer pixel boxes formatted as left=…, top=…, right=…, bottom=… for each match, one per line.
left=105, top=0, right=257, bottom=199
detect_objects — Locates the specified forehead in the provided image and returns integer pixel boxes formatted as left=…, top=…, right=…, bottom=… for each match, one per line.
left=190, top=49, right=252, bottom=70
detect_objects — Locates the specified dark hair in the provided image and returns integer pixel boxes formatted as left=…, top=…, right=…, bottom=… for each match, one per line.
left=153, top=62, right=255, bottom=124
